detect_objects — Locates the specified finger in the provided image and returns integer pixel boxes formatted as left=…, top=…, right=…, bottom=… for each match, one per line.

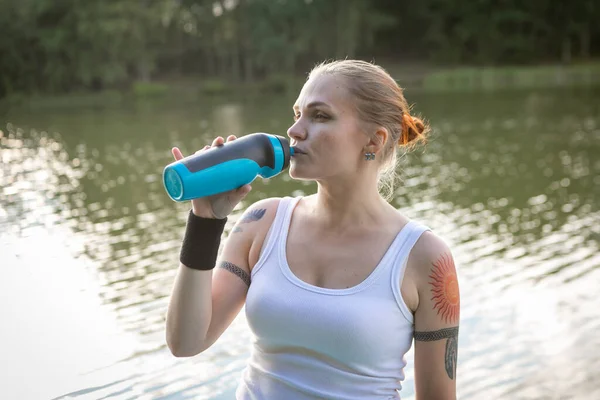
left=226, top=135, right=236, bottom=142
left=226, top=186, right=252, bottom=209
left=172, top=147, right=184, bottom=161
left=236, top=184, right=252, bottom=197
left=212, top=136, right=224, bottom=147
left=195, top=145, right=210, bottom=154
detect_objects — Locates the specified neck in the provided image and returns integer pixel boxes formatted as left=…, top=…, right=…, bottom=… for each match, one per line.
left=309, top=171, right=389, bottom=232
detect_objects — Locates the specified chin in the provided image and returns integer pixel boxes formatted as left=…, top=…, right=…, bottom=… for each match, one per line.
left=288, top=163, right=316, bottom=181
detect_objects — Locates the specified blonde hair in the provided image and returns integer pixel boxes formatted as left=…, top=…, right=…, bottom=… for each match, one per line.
left=308, top=60, right=430, bottom=200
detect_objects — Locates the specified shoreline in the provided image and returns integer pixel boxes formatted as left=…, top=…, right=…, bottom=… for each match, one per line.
left=2, top=62, right=600, bottom=109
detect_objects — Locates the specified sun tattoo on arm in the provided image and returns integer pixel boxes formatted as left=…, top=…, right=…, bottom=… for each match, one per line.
left=429, top=252, right=460, bottom=324
left=414, top=252, right=460, bottom=380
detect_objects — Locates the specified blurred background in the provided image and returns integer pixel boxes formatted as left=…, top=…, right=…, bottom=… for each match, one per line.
left=1, top=0, right=599, bottom=399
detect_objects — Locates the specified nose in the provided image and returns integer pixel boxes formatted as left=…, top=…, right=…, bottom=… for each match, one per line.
left=287, top=119, right=306, bottom=144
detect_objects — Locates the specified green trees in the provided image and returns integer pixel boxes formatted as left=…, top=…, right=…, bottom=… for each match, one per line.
left=1, top=0, right=598, bottom=97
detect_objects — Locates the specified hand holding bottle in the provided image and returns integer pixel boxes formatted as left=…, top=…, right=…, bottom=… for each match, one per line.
left=171, top=135, right=252, bottom=219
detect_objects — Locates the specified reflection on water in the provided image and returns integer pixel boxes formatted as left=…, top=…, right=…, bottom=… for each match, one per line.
left=1, top=89, right=599, bottom=399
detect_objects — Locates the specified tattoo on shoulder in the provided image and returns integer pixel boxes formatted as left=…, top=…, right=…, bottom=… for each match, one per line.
left=241, top=208, right=266, bottom=224
left=232, top=208, right=267, bottom=234
left=414, top=326, right=459, bottom=380
left=429, top=252, right=460, bottom=324
left=219, top=261, right=251, bottom=287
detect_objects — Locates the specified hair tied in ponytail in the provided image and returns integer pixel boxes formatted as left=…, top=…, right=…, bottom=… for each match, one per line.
left=399, top=113, right=417, bottom=146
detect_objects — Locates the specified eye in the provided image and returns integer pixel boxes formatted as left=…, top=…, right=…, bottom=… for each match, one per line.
left=293, top=112, right=301, bottom=121
left=314, top=112, right=329, bottom=121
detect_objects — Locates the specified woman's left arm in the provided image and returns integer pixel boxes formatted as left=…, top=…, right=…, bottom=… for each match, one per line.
left=411, top=233, right=461, bottom=400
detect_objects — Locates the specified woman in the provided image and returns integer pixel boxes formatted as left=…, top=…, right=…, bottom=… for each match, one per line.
left=166, top=60, right=460, bottom=399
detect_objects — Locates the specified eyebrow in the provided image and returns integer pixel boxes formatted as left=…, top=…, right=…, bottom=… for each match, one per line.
left=293, top=101, right=331, bottom=111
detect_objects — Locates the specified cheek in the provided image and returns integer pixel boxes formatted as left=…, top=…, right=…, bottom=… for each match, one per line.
left=292, top=122, right=359, bottom=171
left=323, top=132, right=360, bottom=163
left=315, top=125, right=351, bottom=154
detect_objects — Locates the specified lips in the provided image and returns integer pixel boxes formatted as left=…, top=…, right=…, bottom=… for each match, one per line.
left=291, top=147, right=307, bottom=155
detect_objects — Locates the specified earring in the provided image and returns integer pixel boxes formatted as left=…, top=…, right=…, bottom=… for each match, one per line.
left=364, top=152, right=375, bottom=161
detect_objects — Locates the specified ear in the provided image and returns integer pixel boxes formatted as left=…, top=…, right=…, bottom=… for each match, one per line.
left=364, top=126, right=389, bottom=154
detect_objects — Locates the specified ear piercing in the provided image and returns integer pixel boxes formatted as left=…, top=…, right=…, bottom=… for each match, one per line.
left=364, top=152, right=375, bottom=161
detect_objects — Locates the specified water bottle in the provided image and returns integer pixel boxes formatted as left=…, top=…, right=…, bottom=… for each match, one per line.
left=163, top=133, right=294, bottom=201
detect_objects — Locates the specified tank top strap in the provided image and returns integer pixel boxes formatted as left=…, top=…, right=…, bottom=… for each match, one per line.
left=251, top=196, right=301, bottom=278
left=389, top=221, right=432, bottom=324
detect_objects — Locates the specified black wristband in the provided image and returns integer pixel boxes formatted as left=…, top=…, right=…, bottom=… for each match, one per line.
left=179, top=210, right=227, bottom=271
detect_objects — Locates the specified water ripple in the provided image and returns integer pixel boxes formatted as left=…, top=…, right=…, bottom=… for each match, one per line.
left=1, top=89, right=599, bottom=399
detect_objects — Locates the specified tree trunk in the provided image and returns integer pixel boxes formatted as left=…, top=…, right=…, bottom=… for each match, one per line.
left=241, top=26, right=254, bottom=82
left=138, top=58, right=151, bottom=82
left=579, top=25, right=590, bottom=59
left=561, top=36, right=572, bottom=64
left=137, top=0, right=151, bottom=81
left=214, top=32, right=227, bottom=78
left=346, top=2, right=360, bottom=58
left=335, top=1, right=346, bottom=58
left=335, top=0, right=362, bottom=59
left=204, top=43, right=215, bottom=77
left=231, top=29, right=241, bottom=82
left=244, top=54, right=254, bottom=83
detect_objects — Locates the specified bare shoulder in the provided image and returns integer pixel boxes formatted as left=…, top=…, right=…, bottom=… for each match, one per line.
left=409, top=230, right=453, bottom=270
left=234, top=197, right=281, bottom=228
left=229, top=197, right=283, bottom=269
left=406, top=229, right=458, bottom=303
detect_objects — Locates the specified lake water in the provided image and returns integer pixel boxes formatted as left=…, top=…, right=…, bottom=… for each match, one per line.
left=1, top=88, right=599, bottom=400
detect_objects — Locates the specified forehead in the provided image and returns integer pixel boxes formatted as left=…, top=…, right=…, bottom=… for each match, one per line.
left=293, top=74, right=352, bottom=111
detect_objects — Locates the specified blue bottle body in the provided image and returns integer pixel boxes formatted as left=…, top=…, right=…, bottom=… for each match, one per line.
left=163, top=133, right=292, bottom=201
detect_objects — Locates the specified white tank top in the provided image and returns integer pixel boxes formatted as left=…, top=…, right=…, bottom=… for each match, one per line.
left=236, top=196, right=431, bottom=399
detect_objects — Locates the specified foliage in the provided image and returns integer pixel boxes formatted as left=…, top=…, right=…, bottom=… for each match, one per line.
left=1, top=0, right=599, bottom=97
left=422, top=62, right=600, bottom=91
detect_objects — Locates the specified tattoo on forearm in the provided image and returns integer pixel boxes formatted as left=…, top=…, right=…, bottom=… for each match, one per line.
left=232, top=208, right=267, bottom=234
left=414, top=326, right=459, bottom=380
left=429, top=253, right=460, bottom=324
left=219, top=261, right=251, bottom=287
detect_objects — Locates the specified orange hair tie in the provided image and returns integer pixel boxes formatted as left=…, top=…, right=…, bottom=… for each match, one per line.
left=400, top=113, right=418, bottom=145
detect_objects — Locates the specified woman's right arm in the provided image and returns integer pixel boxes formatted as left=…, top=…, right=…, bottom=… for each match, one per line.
left=165, top=197, right=279, bottom=357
